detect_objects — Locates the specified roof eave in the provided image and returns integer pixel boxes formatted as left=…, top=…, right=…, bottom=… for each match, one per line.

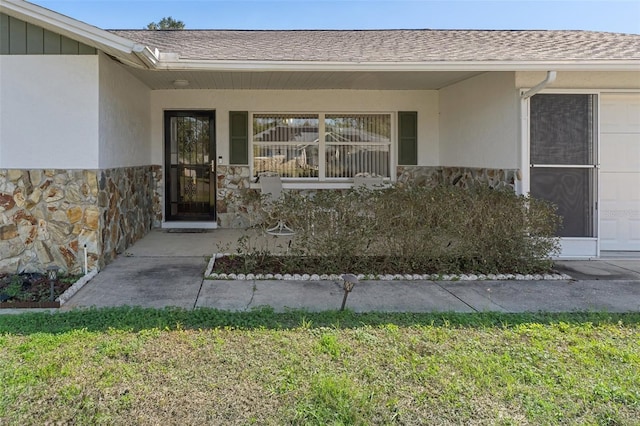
left=0, top=0, right=154, bottom=68
left=153, top=59, right=640, bottom=72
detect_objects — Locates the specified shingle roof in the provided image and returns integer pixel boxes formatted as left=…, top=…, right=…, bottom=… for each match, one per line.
left=108, top=29, right=640, bottom=62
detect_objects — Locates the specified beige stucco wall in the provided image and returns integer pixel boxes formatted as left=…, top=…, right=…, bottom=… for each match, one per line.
left=439, top=72, right=519, bottom=169
left=516, top=71, right=640, bottom=90
left=0, top=55, right=99, bottom=169
left=150, top=89, right=439, bottom=167
left=98, top=53, right=152, bottom=168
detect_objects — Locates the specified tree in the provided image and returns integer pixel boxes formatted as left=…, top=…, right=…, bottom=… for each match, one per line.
left=146, top=17, right=185, bottom=30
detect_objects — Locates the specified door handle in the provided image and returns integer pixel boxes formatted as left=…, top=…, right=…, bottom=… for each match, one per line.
left=211, top=160, right=215, bottom=172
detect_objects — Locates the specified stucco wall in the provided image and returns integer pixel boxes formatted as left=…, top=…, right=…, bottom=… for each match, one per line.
left=150, top=89, right=439, bottom=167
left=98, top=53, right=152, bottom=168
left=439, top=72, right=519, bottom=169
left=0, top=55, right=99, bottom=169
left=516, top=71, right=640, bottom=90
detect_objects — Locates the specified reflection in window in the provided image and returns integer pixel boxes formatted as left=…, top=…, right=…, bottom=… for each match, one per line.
left=252, top=113, right=391, bottom=179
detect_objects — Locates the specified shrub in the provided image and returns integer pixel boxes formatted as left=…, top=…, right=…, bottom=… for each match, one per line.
left=253, top=184, right=560, bottom=274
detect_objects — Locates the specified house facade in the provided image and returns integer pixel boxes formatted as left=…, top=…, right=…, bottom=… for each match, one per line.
left=1, top=0, right=639, bottom=273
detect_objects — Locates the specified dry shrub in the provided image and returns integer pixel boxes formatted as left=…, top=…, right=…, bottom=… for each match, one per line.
left=259, top=184, right=560, bottom=274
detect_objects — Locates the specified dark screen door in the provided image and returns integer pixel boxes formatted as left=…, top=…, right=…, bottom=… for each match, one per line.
left=529, top=94, right=596, bottom=237
left=165, top=111, right=216, bottom=221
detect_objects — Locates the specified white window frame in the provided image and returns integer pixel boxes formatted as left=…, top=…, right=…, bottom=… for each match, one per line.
left=249, top=111, right=396, bottom=186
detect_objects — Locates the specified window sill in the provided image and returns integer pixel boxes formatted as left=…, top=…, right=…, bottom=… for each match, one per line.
left=249, top=180, right=392, bottom=190
left=250, top=181, right=354, bottom=190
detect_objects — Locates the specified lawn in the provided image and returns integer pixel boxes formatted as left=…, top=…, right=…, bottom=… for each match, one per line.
left=1, top=309, right=638, bottom=425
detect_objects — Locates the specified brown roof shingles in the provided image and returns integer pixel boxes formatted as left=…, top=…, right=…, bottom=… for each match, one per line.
left=108, top=29, right=640, bottom=62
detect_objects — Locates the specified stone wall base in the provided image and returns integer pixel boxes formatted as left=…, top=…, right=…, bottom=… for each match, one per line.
left=0, top=166, right=161, bottom=274
left=1, top=164, right=518, bottom=272
left=397, top=166, right=519, bottom=190
left=212, top=165, right=519, bottom=229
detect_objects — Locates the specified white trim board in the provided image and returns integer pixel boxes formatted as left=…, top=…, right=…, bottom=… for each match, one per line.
left=161, top=222, right=218, bottom=230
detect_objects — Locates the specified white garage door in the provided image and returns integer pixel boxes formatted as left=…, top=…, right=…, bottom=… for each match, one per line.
left=600, top=93, right=640, bottom=251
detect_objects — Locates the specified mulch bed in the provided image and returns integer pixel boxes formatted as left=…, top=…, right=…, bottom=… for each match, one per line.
left=0, top=273, right=74, bottom=309
left=212, top=254, right=558, bottom=276
left=213, top=255, right=468, bottom=275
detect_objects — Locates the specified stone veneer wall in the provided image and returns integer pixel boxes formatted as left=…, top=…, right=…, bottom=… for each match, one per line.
left=213, top=165, right=519, bottom=229
left=0, top=166, right=162, bottom=274
left=216, top=165, right=255, bottom=229
left=397, top=166, right=519, bottom=190
left=100, top=166, right=163, bottom=265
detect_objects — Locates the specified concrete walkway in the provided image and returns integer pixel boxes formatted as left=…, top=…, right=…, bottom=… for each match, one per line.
left=61, top=229, right=640, bottom=313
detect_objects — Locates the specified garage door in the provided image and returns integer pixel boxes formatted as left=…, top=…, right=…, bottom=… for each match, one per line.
left=600, top=93, right=640, bottom=251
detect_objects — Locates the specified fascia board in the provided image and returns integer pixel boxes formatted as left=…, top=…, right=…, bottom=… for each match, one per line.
left=153, top=59, right=640, bottom=72
left=0, top=0, right=152, bottom=67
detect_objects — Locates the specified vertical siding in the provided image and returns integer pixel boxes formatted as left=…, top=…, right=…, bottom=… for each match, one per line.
left=8, top=16, right=26, bottom=53
left=60, top=35, right=79, bottom=54
left=0, top=13, right=96, bottom=55
left=0, top=14, right=9, bottom=54
left=43, top=29, right=60, bottom=54
left=26, top=23, right=43, bottom=54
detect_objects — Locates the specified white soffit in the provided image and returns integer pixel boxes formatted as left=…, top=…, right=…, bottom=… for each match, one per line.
left=123, top=69, right=485, bottom=90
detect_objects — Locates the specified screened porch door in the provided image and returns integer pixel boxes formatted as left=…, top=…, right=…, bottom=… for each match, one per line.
left=529, top=94, right=597, bottom=256
left=164, top=111, right=216, bottom=221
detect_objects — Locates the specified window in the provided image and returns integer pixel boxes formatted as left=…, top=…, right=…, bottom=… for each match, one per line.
left=252, top=113, right=392, bottom=179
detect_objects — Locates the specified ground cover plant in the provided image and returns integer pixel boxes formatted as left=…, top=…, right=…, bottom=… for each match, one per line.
left=218, top=184, right=561, bottom=276
left=0, top=273, right=76, bottom=305
left=1, top=308, right=638, bottom=425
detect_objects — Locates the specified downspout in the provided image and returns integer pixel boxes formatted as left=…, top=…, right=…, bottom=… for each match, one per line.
left=521, top=71, right=557, bottom=98
left=518, top=71, right=556, bottom=196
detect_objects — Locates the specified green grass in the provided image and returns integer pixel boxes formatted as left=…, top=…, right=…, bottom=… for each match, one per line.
left=1, top=308, right=639, bottom=425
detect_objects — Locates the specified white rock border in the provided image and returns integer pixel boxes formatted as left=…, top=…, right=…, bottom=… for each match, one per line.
left=57, top=269, right=99, bottom=305
left=205, top=253, right=571, bottom=281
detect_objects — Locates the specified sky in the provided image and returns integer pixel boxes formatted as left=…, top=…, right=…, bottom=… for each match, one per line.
left=30, top=0, right=640, bottom=34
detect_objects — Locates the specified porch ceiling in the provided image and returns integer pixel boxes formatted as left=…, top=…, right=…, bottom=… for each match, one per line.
left=124, top=69, right=484, bottom=90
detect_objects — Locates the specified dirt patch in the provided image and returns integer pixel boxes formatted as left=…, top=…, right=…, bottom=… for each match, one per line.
left=0, top=273, right=76, bottom=307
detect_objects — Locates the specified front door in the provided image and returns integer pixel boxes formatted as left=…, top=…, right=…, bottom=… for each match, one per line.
left=164, top=111, right=216, bottom=221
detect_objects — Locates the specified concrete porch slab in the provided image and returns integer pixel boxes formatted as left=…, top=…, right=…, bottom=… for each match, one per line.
left=62, top=257, right=206, bottom=309
left=123, top=228, right=292, bottom=257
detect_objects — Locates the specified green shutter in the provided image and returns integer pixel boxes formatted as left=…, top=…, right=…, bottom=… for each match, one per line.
left=398, top=111, right=418, bottom=165
left=229, top=111, right=249, bottom=165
